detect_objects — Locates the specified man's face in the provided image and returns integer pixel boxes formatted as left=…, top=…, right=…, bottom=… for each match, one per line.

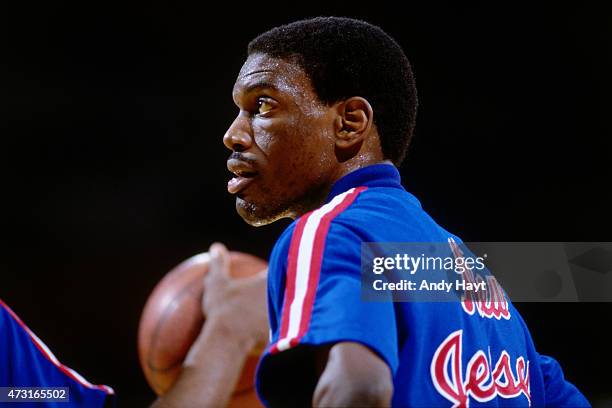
left=224, top=53, right=337, bottom=226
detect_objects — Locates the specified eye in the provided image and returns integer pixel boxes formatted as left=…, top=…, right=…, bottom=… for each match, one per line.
left=256, top=97, right=274, bottom=115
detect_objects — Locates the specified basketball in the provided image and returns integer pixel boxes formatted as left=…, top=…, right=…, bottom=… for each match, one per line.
left=138, top=251, right=268, bottom=400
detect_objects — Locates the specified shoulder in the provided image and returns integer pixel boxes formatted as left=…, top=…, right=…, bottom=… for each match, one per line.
left=273, top=188, right=368, bottom=253
left=270, top=184, right=453, bottom=273
left=268, top=188, right=369, bottom=280
left=0, top=299, right=20, bottom=335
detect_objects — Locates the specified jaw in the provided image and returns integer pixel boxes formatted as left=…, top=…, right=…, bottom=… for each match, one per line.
left=235, top=197, right=294, bottom=227
left=233, top=166, right=338, bottom=226
left=235, top=190, right=331, bottom=228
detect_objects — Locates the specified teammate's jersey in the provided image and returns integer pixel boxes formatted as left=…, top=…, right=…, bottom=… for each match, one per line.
left=0, top=299, right=114, bottom=408
left=255, top=163, right=589, bottom=407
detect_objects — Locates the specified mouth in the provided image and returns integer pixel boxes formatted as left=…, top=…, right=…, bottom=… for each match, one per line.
left=227, top=159, right=259, bottom=195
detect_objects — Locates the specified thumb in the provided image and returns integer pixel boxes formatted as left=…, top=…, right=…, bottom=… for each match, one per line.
left=207, top=242, right=231, bottom=283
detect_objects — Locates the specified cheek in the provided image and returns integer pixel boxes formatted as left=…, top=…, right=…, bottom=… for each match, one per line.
left=252, top=116, right=304, bottom=153
left=251, top=122, right=274, bottom=152
left=293, top=115, right=336, bottom=172
left=253, top=114, right=334, bottom=191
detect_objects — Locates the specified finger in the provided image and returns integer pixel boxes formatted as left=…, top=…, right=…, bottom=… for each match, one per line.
left=206, top=242, right=231, bottom=285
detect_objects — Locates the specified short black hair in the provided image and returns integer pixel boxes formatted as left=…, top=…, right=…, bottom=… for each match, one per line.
left=248, top=17, right=418, bottom=165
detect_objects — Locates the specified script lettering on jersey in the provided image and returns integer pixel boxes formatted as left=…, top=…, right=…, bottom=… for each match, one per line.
left=431, top=330, right=531, bottom=408
left=448, top=238, right=510, bottom=320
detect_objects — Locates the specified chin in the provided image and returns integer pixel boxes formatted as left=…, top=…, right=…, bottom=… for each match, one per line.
left=235, top=197, right=289, bottom=227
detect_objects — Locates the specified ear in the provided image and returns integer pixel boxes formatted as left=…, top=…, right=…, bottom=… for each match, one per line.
left=333, top=97, right=374, bottom=161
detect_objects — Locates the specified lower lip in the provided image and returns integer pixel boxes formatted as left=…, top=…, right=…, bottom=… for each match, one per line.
left=227, top=176, right=256, bottom=194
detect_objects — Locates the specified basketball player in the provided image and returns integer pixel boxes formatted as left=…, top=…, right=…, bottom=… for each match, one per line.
left=157, top=17, right=590, bottom=407
left=0, top=299, right=114, bottom=407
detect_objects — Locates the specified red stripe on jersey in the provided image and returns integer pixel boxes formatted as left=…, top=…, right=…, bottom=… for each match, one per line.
left=276, top=214, right=309, bottom=347
left=296, top=187, right=366, bottom=340
left=270, top=187, right=367, bottom=354
left=0, top=298, right=115, bottom=394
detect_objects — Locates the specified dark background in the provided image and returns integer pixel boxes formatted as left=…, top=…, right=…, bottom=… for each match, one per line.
left=2, top=1, right=611, bottom=406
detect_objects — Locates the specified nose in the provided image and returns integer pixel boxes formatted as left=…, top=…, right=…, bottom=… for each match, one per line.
left=223, top=114, right=253, bottom=152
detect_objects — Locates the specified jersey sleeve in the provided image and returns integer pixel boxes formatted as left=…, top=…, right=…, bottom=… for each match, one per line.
left=0, top=299, right=114, bottom=408
left=257, top=188, right=398, bottom=406
left=538, top=353, right=591, bottom=407
left=268, top=220, right=398, bottom=371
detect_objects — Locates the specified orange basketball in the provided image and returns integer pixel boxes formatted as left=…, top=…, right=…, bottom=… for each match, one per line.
left=138, top=251, right=267, bottom=405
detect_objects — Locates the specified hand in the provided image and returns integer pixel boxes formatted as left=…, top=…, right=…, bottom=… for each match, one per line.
left=153, top=244, right=268, bottom=408
left=202, top=242, right=269, bottom=349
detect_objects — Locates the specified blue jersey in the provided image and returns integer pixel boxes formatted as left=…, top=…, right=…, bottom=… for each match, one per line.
left=0, top=299, right=114, bottom=408
left=255, top=163, right=589, bottom=407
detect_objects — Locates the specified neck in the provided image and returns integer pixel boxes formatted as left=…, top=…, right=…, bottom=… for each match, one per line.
left=290, top=157, right=392, bottom=219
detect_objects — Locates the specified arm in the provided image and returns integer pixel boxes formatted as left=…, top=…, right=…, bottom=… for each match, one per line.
left=152, top=243, right=268, bottom=408
left=151, top=314, right=254, bottom=408
left=259, top=221, right=398, bottom=406
left=313, top=342, right=393, bottom=407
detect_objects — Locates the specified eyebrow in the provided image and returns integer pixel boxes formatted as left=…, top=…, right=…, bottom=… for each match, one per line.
left=241, top=69, right=274, bottom=78
left=242, top=81, right=279, bottom=95
left=232, top=79, right=281, bottom=106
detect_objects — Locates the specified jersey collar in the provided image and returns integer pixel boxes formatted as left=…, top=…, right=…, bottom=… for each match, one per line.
left=325, top=163, right=404, bottom=203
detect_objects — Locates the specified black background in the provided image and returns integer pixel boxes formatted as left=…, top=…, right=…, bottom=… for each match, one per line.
left=2, top=1, right=611, bottom=406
